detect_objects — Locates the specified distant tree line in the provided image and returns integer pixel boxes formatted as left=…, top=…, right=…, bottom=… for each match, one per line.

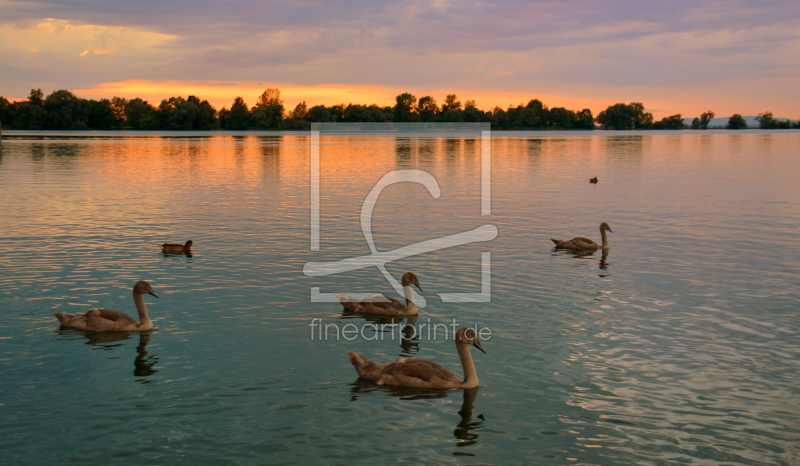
left=1, top=88, right=797, bottom=131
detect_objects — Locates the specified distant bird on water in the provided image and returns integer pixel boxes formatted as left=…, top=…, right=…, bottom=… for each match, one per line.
left=590, top=177, right=598, bottom=184
left=162, top=240, right=192, bottom=254
left=53, top=281, right=158, bottom=332
left=347, top=327, right=485, bottom=389
left=551, top=222, right=613, bottom=251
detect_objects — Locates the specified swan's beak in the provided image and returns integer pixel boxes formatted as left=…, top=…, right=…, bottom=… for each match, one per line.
left=149, top=291, right=159, bottom=298
left=606, top=227, right=613, bottom=233
left=473, top=340, right=486, bottom=353
left=414, top=280, right=423, bottom=292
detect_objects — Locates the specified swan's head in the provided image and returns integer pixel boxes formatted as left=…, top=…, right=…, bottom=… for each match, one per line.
left=401, top=272, right=423, bottom=292
left=456, top=327, right=486, bottom=353
left=600, top=222, right=613, bottom=233
left=184, top=240, right=193, bottom=247
left=133, top=281, right=158, bottom=298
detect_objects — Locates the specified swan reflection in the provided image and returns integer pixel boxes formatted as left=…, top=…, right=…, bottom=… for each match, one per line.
left=552, top=248, right=610, bottom=273
left=54, top=329, right=158, bottom=381
left=349, top=383, right=485, bottom=452
left=340, top=312, right=420, bottom=356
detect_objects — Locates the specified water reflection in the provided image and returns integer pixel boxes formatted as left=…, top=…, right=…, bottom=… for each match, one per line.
left=54, top=329, right=158, bottom=381
left=340, top=312, right=420, bottom=356
left=454, top=388, right=484, bottom=452
left=349, top=383, right=484, bottom=454
left=161, top=250, right=194, bottom=259
left=552, top=248, right=610, bottom=272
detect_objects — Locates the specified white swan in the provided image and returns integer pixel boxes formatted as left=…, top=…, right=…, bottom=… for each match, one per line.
left=337, top=271, right=423, bottom=316
left=53, top=281, right=158, bottom=331
left=347, top=327, right=486, bottom=389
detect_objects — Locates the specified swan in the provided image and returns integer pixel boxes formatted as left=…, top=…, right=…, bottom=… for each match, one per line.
left=347, top=327, right=485, bottom=389
left=551, top=222, right=613, bottom=250
left=590, top=177, right=598, bottom=184
left=337, top=272, right=423, bottom=316
left=53, top=281, right=158, bottom=331
left=162, top=240, right=192, bottom=254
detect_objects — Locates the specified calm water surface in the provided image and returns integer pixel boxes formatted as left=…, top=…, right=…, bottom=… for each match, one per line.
left=1, top=130, right=799, bottom=465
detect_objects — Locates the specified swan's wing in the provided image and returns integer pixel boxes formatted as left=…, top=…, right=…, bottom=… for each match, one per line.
left=86, top=308, right=137, bottom=325
left=370, top=296, right=404, bottom=311
left=566, top=237, right=598, bottom=248
left=381, top=358, right=460, bottom=384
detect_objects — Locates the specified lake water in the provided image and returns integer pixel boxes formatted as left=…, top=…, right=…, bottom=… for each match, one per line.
left=1, top=129, right=798, bottom=465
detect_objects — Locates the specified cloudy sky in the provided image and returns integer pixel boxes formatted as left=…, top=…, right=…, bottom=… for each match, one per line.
left=1, top=0, right=798, bottom=118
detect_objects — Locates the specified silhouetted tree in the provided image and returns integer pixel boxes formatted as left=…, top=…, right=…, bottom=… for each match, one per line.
left=109, top=97, right=128, bottom=129
left=652, top=114, right=684, bottom=130
left=442, top=94, right=461, bottom=112
left=0, top=97, right=15, bottom=127
left=417, top=96, right=439, bottom=122
left=157, top=96, right=198, bottom=130
left=290, top=101, right=308, bottom=119
left=630, top=102, right=653, bottom=129
left=305, top=105, right=337, bottom=122
left=226, top=97, right=250, bottom=130
left=393, top=93, right=418, bottom=122
left=548, top=107, right=574, bottom=129
left=124, top=98, right=157, bottom=130
left=756, top=111, right=775, bottom=129
left=727, top=114, right=747, bottom=129
left=12, top=102, right=47, bottom=129
left=596, top=102, right=652, bottom=130
left=699, top=111, right=714, bottom=129
left=90, top=99, right=117, bottom=129
left=194, top=98, right=218, bottom=130
left=44, top=89, right=90, bottom=130
left=255, top=88, right=283, bottom=108
left=28, top=89, right=44, bottom=107
left=573, top=109, right=594, bottom=130
left=492, top=106, right=509, bottom=130
left=251, top=103, right=283, bottom=129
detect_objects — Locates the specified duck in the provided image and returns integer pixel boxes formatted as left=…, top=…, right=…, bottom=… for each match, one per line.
left=337, top=271, right=423, bottom=316
left=161, top=240, right=192, bottom=254
left=551, top=222, right=613, bottom=250
left=53, top=281, right=158, bottom=332
left=590, top=177, right=598, bottom=184
left=347, top=327, right=485, bottom=389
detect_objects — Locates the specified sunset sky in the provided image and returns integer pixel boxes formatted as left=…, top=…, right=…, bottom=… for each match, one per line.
left=1, top=0, right=798, bottom=119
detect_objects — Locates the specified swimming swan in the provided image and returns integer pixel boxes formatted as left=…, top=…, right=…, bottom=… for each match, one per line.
left=551, top=222, right=613, bottom=250
left=337, top=272, right=423, bottom=316
left=53, top=281, right=158, bottom=331
left=162, top=240, right=192, bottom=254
left=347, top=327, right=485, bottom=389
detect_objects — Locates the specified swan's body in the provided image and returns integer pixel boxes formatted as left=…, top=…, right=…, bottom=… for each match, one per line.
left=347, top=327, right=485, bottom=389
left=53, top=281, right=158, bottom=332
left=338, top=272, right=422, bottom=316
left=590, top=177, right=598, bottom=184
left=551, top=222, right=613, bottom=250
left=162, top=240, right=192, bottom=254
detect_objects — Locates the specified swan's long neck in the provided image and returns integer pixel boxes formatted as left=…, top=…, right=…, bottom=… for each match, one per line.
left=600, top=228, right=610, bottom=249
left=403, top=285, right=419, bottom=313
left=133, top=292, right=151, bottom=327
left=456, top=340, right=479, bottom=388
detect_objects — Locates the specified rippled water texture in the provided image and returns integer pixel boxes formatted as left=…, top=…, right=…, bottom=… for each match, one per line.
left=1, top=130, right=799, bottom=464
